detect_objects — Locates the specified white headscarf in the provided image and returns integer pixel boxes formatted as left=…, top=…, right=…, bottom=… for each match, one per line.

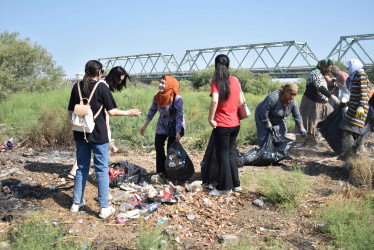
left=344, top=59, right=364, bottom=75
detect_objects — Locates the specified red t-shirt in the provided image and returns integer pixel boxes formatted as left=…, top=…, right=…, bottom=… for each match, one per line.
left=210, top=76, right=241, bottom=127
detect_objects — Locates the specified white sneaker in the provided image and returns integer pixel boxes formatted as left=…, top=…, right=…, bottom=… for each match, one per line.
left=99, top=206, right=115, bottom=219
left=209, top=189, right=232, bottom=196
left=70, top=200, right=85, bottom=212
left=233, top=187, right=242, bottom=192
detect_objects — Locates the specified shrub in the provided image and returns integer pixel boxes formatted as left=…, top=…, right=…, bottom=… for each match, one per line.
left=28, top=107, right=74, bottom=148
left=258, top=166, right=309, bottom=209
left=318, top=193, right=374, bottom=249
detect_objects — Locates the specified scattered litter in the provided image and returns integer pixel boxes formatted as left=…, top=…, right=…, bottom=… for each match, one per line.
left=68, top=229, right=79, bottom=234
left=253, top=198, right=265, bottom=208
left=52, top=221, right=59, bottom=227
left=157, top=220, right=164, bottom=226
left=187, top=214, right=195, bottom=220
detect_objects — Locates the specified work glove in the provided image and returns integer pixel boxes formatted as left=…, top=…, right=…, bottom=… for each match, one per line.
left=265, top=122, right=273, bottom=132
left=300, top=127, right=307, bottom=137
left=356, top=107, right=365, bottom=118
left=329, top=95, right=341, bottom=106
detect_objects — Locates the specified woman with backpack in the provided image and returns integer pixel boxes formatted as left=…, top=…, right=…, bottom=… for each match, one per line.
left=68, top=60, right=141, bottom=219
left=207, top=54, right=243, bottom=196
left=140, top=75, right=185, bottom=177
left=68, top=66, right=131, bottom=180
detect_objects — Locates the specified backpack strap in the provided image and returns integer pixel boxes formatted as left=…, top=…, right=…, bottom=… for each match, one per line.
left=84, top=81, right=104, bottom=120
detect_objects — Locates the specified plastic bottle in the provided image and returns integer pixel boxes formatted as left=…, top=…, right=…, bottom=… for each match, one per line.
left=141, top=202, right=159, bottom=214
left=119, top=194, right=142, bottom=212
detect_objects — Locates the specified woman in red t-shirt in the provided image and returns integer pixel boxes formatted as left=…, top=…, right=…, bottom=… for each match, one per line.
left=208, top=54, right=244, bottom=196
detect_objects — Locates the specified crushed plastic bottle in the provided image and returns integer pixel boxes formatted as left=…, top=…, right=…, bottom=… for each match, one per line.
left=141, top=202, right=159, bottom=214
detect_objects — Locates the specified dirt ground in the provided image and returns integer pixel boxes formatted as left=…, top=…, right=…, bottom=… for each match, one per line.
left=0, top=134, right=373, bottom=249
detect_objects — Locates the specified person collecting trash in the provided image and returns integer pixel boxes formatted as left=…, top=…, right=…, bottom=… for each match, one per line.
left=255, top=83, right=307, bottom=147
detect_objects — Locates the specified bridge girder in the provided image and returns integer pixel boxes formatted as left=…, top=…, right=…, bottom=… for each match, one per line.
left=96, top=34, right=374, bottom=81
left=327, top=33, right=374, bottom=65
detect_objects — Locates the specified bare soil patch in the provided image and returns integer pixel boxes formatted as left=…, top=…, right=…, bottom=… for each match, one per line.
left=1, top=135, right=373, bottom=249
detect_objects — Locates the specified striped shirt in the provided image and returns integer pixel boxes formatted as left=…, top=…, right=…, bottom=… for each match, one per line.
left=344, top=69, right=370, bottom=128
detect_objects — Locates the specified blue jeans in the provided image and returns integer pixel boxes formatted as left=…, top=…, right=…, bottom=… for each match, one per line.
left=73, top=140, right=109, bottom=208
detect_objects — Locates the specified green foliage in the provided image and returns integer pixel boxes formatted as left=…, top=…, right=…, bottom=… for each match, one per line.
left=190, top=65, right=298, bottom=96
left=318, top=193, right=374, bottom=249
left=190, top=65, right=215, bottom=89
left=0, top=88, right=71, bottom=145
left=0, top=86, right=303, bottom=149
left=0, top=31, right=66, bottom=98
left=135, top=220, right=171, bottom=249
left=4, top=212, right=78, bottom=249
left=367, top=64, right=374, bottom=82
left=258, top=166, right=309, bottom=209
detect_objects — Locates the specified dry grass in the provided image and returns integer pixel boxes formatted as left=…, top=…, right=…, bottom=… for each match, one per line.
left=346, top=152, right=373, bottom=188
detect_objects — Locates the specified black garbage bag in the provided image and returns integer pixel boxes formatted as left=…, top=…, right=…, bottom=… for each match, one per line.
left=200, top=132, right=244, bottom=184
left=240, top=126, right=296, bottom=166
left=92, top=161, right=146, bottom=187
left=317, top=103, right=345, bottom=154
left=165, top=142, right=194, bottom=184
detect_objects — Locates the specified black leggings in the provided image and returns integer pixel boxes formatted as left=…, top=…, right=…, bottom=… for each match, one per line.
left=213, top=126, right=240, bottom=190
left=155, top=133, right=176, bottom=173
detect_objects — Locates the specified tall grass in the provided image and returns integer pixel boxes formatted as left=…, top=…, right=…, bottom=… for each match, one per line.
left=0, top=86, right=301, bottom=149
left=318, top=192, right=374, bottom=249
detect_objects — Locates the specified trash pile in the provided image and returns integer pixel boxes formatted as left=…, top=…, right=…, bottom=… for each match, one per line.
left=0, top=138, right=14, bottom=152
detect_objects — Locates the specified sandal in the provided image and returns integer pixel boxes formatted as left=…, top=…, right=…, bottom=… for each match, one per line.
left=67, top=173, right=76, bottom=180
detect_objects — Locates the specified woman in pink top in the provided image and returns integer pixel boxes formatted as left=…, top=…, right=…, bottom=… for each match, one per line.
left=208, top=54, right=244, bottom=196
left=331, top=66, right=349, bottom=88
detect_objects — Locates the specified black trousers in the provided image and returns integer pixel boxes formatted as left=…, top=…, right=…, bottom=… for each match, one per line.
left=213, top=125, right=240, bottom=190
left=155, top=133, right=176, bottom=173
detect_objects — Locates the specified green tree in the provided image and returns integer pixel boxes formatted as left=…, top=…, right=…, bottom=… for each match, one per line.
left=0, top=31, right=66, bottom=97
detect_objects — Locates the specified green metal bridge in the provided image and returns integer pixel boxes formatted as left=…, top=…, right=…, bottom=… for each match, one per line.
left=98, top=34, right=374, bottom=81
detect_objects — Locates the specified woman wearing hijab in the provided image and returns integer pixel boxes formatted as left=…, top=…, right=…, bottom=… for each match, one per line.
left=140, top=75, right=185, bottom=176
left=339, top=59, right=370, bottom=157
left=331, top=65, right=349, bottom=88
left=255, top=83, right=307, bottom=147
left=299, top=59, right=340, bottom=144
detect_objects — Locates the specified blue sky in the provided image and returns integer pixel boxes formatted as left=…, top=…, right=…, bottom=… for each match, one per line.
left=1, top=0, right=373, bottom=78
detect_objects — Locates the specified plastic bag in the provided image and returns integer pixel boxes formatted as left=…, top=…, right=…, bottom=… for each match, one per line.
left=165, top=142, right=194, bottom=184
left=92, top=161, right=146, bottom=187
left=317, top=103, right=345, bottom=154
left=240, top=126, right=296, bottom=166
left=200, top=132, right=243, bottom=184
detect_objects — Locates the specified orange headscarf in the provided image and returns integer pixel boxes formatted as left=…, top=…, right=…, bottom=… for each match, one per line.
left=154, top=76, right=181, bottom=107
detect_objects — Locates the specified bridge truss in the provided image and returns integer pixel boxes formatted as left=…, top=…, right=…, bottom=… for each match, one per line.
left=98, top=53, right=181, bottom=81
left=176, top=41, right=318, bottom=78
left=327, top=33, right=374, bottom=67
left=96, top=34, right=373, bottom=81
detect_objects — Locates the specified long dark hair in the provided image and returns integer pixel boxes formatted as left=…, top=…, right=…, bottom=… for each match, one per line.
left=213, top=54, right=230, bottom=102
left=82, top=60, right=103, bottom=95
left=105, top=66, right=131, bottom=92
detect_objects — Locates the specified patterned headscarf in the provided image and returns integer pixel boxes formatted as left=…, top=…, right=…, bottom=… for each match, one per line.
left=312, top=59, right=331, bottom=75
left=154, top=75, right=181, bottom=107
